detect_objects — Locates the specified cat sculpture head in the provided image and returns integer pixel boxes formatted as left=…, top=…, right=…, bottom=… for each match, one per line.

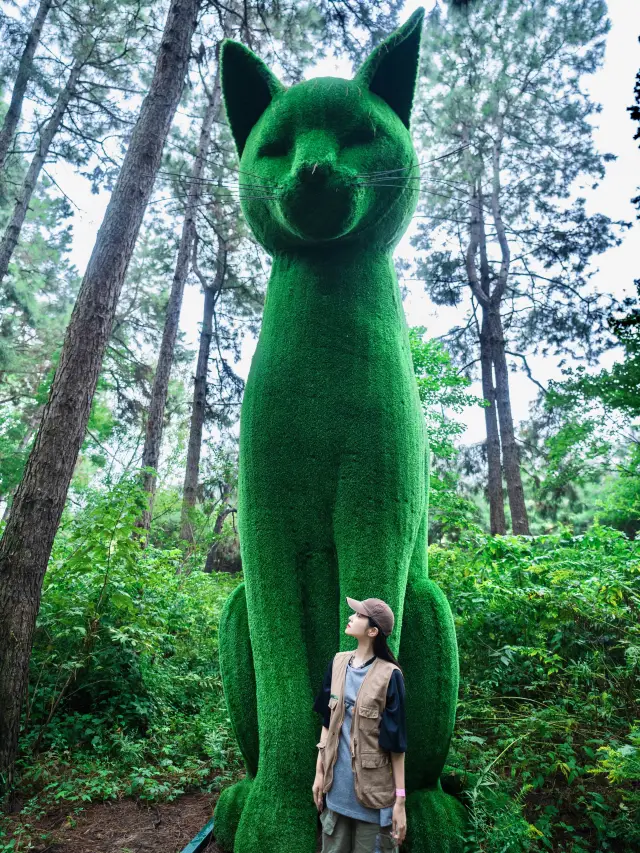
left=219, top=8, right=425, bottom=255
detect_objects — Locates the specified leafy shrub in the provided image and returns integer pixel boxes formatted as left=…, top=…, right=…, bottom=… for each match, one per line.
left=409, top=327, right=484, bottom=539
left=10, top=475, right=244, bottom=813
left=430, top=525, right=640, bottom=852
left=4, top=482, right=639, bottom=853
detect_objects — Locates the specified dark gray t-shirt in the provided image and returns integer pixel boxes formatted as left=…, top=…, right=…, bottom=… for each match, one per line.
left=325, top=659, right=394, bottom=826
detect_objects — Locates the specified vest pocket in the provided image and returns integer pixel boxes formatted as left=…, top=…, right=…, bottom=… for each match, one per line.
left=358, top=704, right=380, bottom=736
left=361, top=752, right=390, bottom=768
left=359, top=751, right=394, bottom=800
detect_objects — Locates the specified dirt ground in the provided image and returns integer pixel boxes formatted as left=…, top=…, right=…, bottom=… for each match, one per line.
left=5, top=793, right=324, bottom=853
left=7, top=793, right=219, bottom=853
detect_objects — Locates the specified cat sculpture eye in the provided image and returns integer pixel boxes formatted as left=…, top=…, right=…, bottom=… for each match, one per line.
left=341, top=126, right=378, bottom=148
left=258, top=139, right=290, bottom=158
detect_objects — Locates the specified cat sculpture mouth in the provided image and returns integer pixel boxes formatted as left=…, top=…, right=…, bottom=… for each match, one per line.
left=277, top=163, right=362, bottom=242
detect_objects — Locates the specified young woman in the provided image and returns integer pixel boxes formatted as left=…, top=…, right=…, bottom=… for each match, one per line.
left=312, top=597, right=407, bottom=852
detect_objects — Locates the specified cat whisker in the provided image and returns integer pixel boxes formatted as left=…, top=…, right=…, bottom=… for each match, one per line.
left=236, top=194, right=282, bottom=200
left=354, top=183, right=415, bottom=189
left=189, top=188, right=281, bottom=201
left=354, top=164, right=419, bottom=177
left=355, top=177, right=469, bottom=190
left=354, top=177, right=468, bottom=186
left=355, top=173, right=466, bottom=185
left=354, top=176, right=422, bottom=183
left=195, top=180, right=278, bottom=191
left=157, top=168, right=278, bottom=189
left=225, top=185, right=280, bottom=192
left=355, top=144, right=471, bottom=178
left=237, top=167, right=276, bottom=182
left=354, top=181, right=468, bottom=199
left=203, top=186, right=282, bottom=198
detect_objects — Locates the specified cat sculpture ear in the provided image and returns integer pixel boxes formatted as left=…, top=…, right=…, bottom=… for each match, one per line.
left=219, top=40, right=285, bottom=158
left=354, top=7, right=425, bottom=130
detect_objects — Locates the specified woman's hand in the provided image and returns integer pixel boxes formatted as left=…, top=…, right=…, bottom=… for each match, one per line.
left=391, top=799, right=407, bottom=845
left=312, top=770, right=325, bottom=812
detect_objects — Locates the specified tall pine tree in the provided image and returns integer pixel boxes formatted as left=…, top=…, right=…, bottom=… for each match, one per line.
left=411, top=0, right=624, bottom=532
left=0, top=0, right=202, bottom=795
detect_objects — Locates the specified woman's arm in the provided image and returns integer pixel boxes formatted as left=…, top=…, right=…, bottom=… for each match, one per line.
left=390, top=751, right=407, bottom=843
left=390, top=751, right=405, bottom=796
left=313, top=724, right=329, bottom=811
left=316, top=725, right=329, bottom=774
left=383, top=672, right=407, bottom=844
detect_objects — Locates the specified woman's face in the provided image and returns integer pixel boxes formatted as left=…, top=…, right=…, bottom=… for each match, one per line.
left=345, top=611, right=378, bottom=640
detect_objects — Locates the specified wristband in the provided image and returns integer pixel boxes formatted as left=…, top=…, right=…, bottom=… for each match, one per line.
left=395, top=788, right=406, bottom=797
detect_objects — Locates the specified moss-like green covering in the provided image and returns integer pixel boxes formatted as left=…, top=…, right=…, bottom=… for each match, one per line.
left=218, top=583, right=258, bottom=778
left=214, top=8, right=467, bottom=852
left=404, top=783, right=469, bottom=853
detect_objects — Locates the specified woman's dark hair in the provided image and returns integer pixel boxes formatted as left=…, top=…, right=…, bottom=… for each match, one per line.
left=367, top=616, right=404, bottom=676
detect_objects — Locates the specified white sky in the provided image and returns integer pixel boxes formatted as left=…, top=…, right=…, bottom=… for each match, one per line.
left=27, top=0, right=640, bottom=447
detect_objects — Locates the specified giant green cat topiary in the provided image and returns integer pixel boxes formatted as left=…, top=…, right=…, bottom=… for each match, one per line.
left=213, top=9, right=467, bottom=853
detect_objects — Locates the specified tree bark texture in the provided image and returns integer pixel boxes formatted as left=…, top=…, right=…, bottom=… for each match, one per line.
left=139, top=67, right=222, bottom=528
left=488, top=130, right=530, bottom=535
left=204, top=494, right=238, bottom=574
left=479, top=312, right=506, bottom=535
left=490, top=309, right=530, bottom=534
left=180, top=236, right=227, bottom=542
left=0, top=58, right=82, bottom=286
left=0, top=0, right=201, bottom=795
left=0, top=0, right=53, bottom=171
left=464, top=178, right=507, bottom=534
left=477, top=187, right=506, bottom=534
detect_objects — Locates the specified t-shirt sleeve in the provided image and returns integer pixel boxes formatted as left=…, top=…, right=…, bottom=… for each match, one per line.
left=378, top=669, right=407, bottom=753
left=312, top=659, right=333, bottom=729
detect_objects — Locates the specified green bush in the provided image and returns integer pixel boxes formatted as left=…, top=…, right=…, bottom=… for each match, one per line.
left=8, top=475, right=244, bottom=818
left=3, top=482, right=638, bottom=853
left=430, top=525, right=640, bottom=852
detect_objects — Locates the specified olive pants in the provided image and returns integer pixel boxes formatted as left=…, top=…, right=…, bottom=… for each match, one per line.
left=320, top=807, right=399, bottom=853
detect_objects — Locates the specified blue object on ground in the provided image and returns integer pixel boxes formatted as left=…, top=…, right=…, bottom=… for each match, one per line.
left=179, top=817, right=215, bottom=853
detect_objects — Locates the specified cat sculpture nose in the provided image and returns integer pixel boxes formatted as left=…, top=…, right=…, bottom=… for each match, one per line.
left=298, top=160, right=333, bottom=184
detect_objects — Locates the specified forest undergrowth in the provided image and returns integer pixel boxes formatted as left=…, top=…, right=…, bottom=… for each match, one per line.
left=0, top=478, right=638, bottom=853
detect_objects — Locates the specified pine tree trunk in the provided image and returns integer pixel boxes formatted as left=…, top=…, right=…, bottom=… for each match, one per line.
left=0, top=58, right=82, bottom=285
left=490, top=308, right=530, bottom=534
left=464, top=175, right=507, bottom=534
left=139, top=70, right=222, bottom=529
left=477, top=186, right=506, bottom=534
left=487, top=129, right=530, bottom=535
left=480, top=311, right=506, bottom=535
left=0, top=0, right=201, bottom=796
left=0, top=0, right=53, bottom=171
left=180, top=237, right=227, bottom=542
left=204, top=492, right=235, bottom=574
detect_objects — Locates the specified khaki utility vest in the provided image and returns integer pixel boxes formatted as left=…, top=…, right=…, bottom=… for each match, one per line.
left=318, top=650, right=399, bottom=810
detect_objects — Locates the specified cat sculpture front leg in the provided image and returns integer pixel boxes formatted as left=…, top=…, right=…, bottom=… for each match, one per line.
left=229, top=370, right=342, bottom=853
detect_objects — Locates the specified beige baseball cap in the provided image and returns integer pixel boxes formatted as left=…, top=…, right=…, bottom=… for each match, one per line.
left=346, top=596, right=394, bottom=637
